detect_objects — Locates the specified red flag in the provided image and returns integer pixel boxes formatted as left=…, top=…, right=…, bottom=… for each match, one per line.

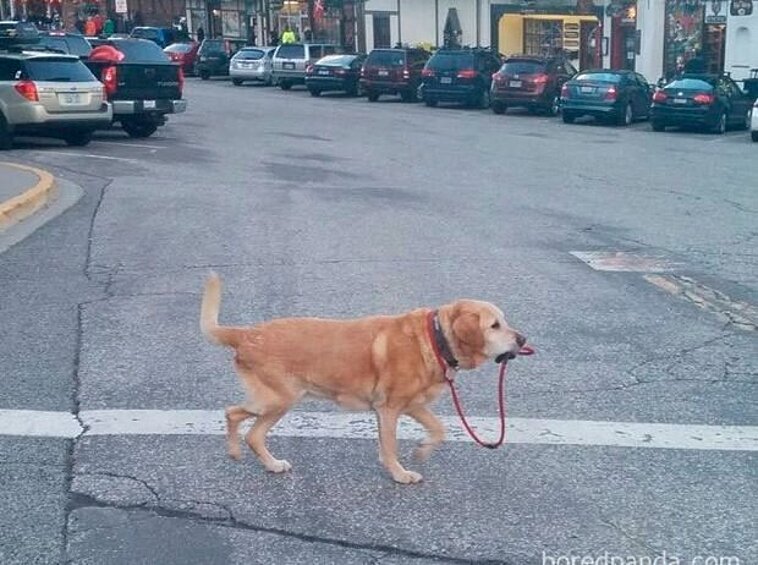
left=314, top=0, right=325, bottom=21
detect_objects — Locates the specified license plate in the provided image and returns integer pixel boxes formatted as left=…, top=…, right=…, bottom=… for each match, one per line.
left=144, top=100, right=156, bottom=109
left=318, top=69, right=330, bottom=75
left=378, top=70, right=389, bottom=76
left=283, top=62, right=295, bottom=70
left=673, top=98, right=687, bottom=104
left=509, top=80, right=522, bottom=88
left=580, top=86, right=594, bottom=93
left=440, top=77, right=452, bottom=84
left=59, top=92, right=83, bottom=105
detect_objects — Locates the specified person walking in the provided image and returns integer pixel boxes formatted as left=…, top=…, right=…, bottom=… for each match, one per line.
left=281, top=25, right=296, bottom=44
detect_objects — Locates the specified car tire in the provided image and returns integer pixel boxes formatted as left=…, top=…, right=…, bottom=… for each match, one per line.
left=367, top=91, right=379, bottom=102
left=547, top=94, right=560, bottom=116
left=424, top=98, right=438, bottom=107
left=651, top=121, right=666, bottom=132
left=347, top=84, right=359, bottom=97
left=491, top=101, right=506, bottom=115
left=279, top=81, right=292, bottom=91
left=199, top=70, right=210, bottom=80
left=0, top=113, right=12, bottom=151
left=122, top=119, right=159, bottom=139
left=752, top=130, right=758, bottom=142
left=562, top=112, right=575, bottom=124
left=713, top=111, right=727, bottom=134
left=477, top=88, right=490, bottom=109
left=309, top=89, right=321, bottom=97
left=617, top=102, right=633, bottom=126
left=400, top=89, right=416, bottom=103
left=63, top=131, right=92, bottom=147
left=232, top=78, right=243, bottom=86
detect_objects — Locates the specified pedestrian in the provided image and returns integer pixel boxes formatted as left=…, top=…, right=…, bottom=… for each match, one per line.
left=103, top=15, right=115, bottom=36
left=74, top=18, right=85, bottom=34
left=196, top=25, right=205, bottom=43
left=281, top=24, right=296, bottom=44
left=84, top=16, right=96, bottom=37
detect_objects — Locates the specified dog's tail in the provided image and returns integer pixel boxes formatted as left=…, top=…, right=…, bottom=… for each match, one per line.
left=200, top=272, right=241, bottom=348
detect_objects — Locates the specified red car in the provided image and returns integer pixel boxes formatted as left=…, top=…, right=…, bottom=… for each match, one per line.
left=164, top=41, right=199, bottom=75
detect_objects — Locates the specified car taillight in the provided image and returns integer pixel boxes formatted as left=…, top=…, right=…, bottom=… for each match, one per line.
left=335, top=68, right=347, bottom=76
left=305, top=64, right=314, bottom=75
left=604, top=85, right=617, bottom=101
left=532, top=73, right=549, bottom=84
left=652, top=90, right=667, bottom=103
left=178, top=66, right=185, bottom=95
left=693, top=93, right=714, bottom=105
left=456, top=69, right=477, bottom=79
left=14, top=80, right=38, bottom=102
left=561, top=83, right=570, bottom=98
left=421, top=68, right=435, bottom=78
left=101, top=66, right=118, bottom=98
left=402, top=67, right=410, bottom=80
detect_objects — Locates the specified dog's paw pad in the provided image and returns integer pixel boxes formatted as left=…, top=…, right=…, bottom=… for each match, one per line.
left=393, top=470, right=423, bottom=484
left=266, top=459, right=292, bottom=473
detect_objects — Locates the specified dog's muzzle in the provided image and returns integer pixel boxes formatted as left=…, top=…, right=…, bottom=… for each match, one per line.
left=495, top=351, right=517, bottom=364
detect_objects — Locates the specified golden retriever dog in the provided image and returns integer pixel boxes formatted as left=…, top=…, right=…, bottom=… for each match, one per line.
left=200, top=273, right=526, bottom=484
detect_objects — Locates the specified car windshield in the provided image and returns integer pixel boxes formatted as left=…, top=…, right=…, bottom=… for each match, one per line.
left=276, top=44, right=305, bottom=59
left=199, top=40, right=225, bottom=54
left=165, top=43, right=193, bottom=54
left=131, top=28, right=160, bottom=41
left=114, top=40, right=170, bottom=62
left=38, top=36, right=69, bottom=54
left=317, top=54, right=355, bottom=66
left=666, top=78, right=714, bottom=90
left=23, top=58, right=96, bottom=82
left=427, top=52, right=473, bottom=71
left=501, top=60, right=545, bottom=74
left=366, top=50, right=405, bottom=67
left=574, top=72, right=622, bottom=83
left=236, top=48, right=264, bottom=60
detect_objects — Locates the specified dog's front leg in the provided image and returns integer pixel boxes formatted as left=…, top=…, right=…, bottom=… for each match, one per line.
left=375, top=407, right=422, bottom=484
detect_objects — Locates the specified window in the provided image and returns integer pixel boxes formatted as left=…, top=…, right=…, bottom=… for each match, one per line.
left=635, top=72, right=649, bottom=87
left=114, top=41, right=170, bottom=62
left=22, top=59, right=97, bottom=82
left=575, top=72, right=622, bottom=83
left=308, top=45, right=323, bottom=59
left=276, top=44, right=305, bottom=59
left=0, top=59, right=22, bottom=80
left=501, top=60, right=545, bottom=75
left=428, top=52, right=473, bottom=71
left=366, top=50, right=405, bottom=67
left=523, top=19, right=563, bottom=56
left=373, top=14, right=391, bottom=49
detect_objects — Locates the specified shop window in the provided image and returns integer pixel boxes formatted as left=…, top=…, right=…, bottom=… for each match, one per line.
left=373, top=14, right=391, bottom=48
left=523, top=19, right=563, bottom=56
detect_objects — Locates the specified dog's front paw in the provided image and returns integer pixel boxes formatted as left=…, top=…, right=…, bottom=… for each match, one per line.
left=265, top=459, right=292, bottom=474
left=227, top=446, right=242, bottom=461
left=392, top=470, right=423, bottom=484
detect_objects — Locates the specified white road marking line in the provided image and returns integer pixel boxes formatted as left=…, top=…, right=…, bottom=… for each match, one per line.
left=1, top=409, right=756, bottom=451
left=645, top=274, right=758, bottom=331
left=570, top=251, right=678, bottom=272
left=29, top=151, right=138, bottom=163
left=93, top=141, right=164, bottom=150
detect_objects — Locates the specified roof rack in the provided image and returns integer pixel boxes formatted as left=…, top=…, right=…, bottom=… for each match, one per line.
left=0, top=43, right=67, bottom=54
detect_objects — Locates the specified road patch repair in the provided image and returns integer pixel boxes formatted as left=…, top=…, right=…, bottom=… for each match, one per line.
left=0, top=409, right=756, bottom=451
left=0, top=161, right=56, bottom=230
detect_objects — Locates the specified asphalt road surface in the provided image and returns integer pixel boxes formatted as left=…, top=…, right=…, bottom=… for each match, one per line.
left=1, top=78, right=756, bottom=565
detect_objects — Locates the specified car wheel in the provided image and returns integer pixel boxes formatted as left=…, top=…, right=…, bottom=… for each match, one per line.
left=279, top=81, right=292, bottom=91
left=232, top=78, right=243, bottom=86
left=752, top=130, right=758, bottom=142
left=651, top=121, right=666, bottom=132
left=309, top=89, right=321, bottom=97
left=713, top=111, right=727, bottom=134
left=122, top=119, right=159, bottom=139
left=0, top=113, right=12, bottom=151
left=491, top=101, right=506, bottom=115
left=63, top=131, right=92, bottom=147
left=400, top=89, right=416, bottom=103
left=478, top=88, right=490, bottom=109
left=264, top=75, right=273, bottom=86
left=199, top=70, right=210, bottom=80
left=617, top=102, right=633, bottom=126
left=562, top=112, right=575, bottom=124
left=548, top=94, right=560, bottom=116
left=367, top=91, right=379, bottom=102
left=424, top=98, right=438, bottom=108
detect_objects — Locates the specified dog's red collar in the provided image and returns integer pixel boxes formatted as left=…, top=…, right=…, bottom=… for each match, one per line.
left=426, top=310, right=458, bottom=376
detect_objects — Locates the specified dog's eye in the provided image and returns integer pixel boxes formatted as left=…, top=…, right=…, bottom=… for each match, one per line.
left=491, top=322, right=500, bottom=330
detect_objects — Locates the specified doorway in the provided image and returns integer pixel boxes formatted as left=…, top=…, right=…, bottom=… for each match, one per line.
left=373, top=14, right=391, bottom=48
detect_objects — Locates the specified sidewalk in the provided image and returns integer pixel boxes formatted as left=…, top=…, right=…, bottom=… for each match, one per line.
left=0, top=162, right=56, bottom=230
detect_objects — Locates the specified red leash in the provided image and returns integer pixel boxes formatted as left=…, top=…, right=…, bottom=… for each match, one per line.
left=426, top=312, right=534, bottom=449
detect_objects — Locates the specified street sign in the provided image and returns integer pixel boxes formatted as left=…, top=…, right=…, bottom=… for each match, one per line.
left=115, top=0, right=128, bottom=14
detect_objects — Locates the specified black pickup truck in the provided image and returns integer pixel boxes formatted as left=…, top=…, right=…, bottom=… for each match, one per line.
left=86, top=38, right=187, bottom=138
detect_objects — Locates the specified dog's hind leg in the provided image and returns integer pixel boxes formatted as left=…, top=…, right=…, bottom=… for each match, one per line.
left=225, top=405, right=255, bottom=460
left=406, top=406, right=445, bottom=462
left=245, top=405, right=293, bottom=473
left=375, top=406, right=422, bottom=484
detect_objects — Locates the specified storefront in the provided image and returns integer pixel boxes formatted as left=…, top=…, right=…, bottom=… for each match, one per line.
left=608, top=0, right=638, bottom=70
left=492, top=1, right=603, bottom=71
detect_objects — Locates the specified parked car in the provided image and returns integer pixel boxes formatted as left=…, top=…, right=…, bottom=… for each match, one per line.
left=0, top=51, right=112, bottom=149
left=0, top=20, right=39, bottom=48
left=164, top=41, right=199, bottom=76
left=229, top=46, right=275, bottom=86
left=751, top=98, right=758, bottom=142
left=37, top=31, right=92, bottom=59
left=560, top=70, right=653, bottom=126
left=271, top=43, right=341, bottom=90
left=196, top=39, right=234, bottom=80
left=85, top=39, right=186, bottom=138
left=360, top=47, right=429, bottom=102
left=650, top=73, right=753, bottom=134
left=420, top=48, right=501, bottom=108
left=305, top=53, right=366, bottom=96
left=490, top=54, right=576, bottom=115
left=129, top=27, right=177, bottom=49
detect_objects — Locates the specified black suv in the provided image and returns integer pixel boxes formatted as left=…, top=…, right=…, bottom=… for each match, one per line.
left=420, top=48, right=502, bottom=108
left=490, top=54, right=576, bottom=115
left=361, top=48, right=430, bottom=102
left=37, top=31, right=92, bottom=59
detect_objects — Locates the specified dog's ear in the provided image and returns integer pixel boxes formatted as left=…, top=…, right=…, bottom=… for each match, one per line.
left=451, top=309, right=484, bottom=358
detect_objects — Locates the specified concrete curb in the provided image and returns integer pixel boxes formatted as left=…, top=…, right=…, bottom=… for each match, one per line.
left=0, top=162, right=57, bottom=231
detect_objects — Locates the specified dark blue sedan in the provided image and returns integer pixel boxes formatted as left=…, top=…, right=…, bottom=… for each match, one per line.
left=560, top=70, right=653, bottom=126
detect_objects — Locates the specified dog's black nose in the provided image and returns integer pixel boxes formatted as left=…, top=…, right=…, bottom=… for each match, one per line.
left=516, top=333, right=527, bottom=348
